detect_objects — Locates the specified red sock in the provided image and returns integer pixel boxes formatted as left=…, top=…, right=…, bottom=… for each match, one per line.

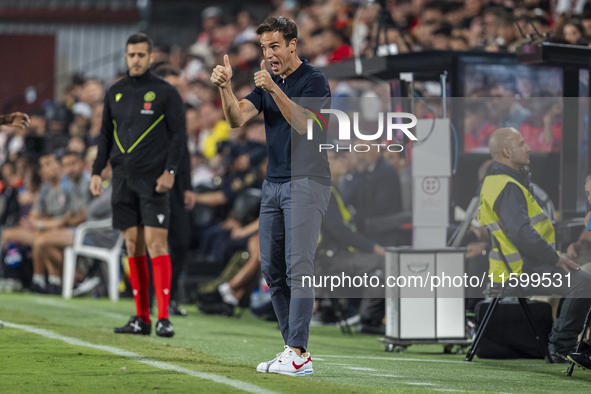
left=128, top=255, right=150, bottom=324
left=152, top=254, right=172, bottom=320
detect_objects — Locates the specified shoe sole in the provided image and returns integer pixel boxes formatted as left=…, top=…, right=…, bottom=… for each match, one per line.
left=274, top=371, right=307, bottom=376
left=270, top=369, right=313, bottom=376
left=567, top=356, right=588, bottom=370
left=114, top=331, right=150, bottom=335
left=156, top=332, right=175, bottom=338
left=113, top=329, right=151, bottom=335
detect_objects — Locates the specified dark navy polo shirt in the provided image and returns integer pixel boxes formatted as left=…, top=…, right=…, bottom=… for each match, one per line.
left=244, top=60, right=331, bottom=185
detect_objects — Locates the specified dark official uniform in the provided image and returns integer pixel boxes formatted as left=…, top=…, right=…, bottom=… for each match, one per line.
left=168, top=147, right=192, bottom=305
left=92, top=71, right=187, bottom=230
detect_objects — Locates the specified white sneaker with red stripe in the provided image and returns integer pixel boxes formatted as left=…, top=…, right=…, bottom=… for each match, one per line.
left=267, top=346, right=313, bottom=376
left=256, top=350, right=283, bottom=373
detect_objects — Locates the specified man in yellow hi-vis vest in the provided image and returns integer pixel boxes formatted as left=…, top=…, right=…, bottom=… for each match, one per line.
left=479, top=127, right=591, bottom=363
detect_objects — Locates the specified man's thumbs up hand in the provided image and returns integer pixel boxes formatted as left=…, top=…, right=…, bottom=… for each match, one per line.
left=254, top=59, right=275, bottom=93
left=210, top=54, right=233, bottom=88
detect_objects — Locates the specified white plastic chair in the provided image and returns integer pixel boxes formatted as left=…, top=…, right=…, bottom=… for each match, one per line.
left=62, top=218, right=124, bottom=302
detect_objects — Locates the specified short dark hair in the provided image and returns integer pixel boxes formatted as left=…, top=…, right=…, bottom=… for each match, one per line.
left=256, top=16, right=298, bottom=44
left=126, top=33, right=153, bottom=53
left=39, top=151, right=58, bottom=161
left=61, top=150, right=84, bottom=161
left=154, top=65, right=181, bottom=78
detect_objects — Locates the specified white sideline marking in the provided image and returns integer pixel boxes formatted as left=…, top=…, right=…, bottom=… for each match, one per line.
left=312, top=357, right=324, bottom=361
left=5, top=322, right=278, bottom=394
left=404, top=382, right=435, bottom=386
left=372, top=374, right=401, bottom=378
left=316, top=355, right=466, bottom=364
left=345, top=367, right=376, bottom=371
left=432, top=389, right=466, bottom=392
left=35, top=298, right=128, bottom=319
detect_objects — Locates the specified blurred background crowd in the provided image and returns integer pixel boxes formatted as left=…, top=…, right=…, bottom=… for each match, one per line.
left=0, top=0, right=589, bottom=330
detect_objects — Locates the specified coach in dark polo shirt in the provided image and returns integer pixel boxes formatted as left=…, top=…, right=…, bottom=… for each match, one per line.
left=211, top=16, right=331, bottom=376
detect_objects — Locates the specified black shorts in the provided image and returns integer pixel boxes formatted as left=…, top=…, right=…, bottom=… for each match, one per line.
left=111, top=176, right=170, bottom=230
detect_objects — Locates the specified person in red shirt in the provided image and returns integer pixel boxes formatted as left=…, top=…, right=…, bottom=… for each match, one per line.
left=322, top=28, right=354, bottom=64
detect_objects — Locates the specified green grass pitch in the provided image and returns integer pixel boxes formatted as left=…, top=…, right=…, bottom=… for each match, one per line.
left=1, top=293, right=590, bottom=393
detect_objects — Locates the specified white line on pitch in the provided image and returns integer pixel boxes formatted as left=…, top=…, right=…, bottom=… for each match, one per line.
left=372, top=374, right=402, bottom=378
left=5, top=322, right=278, bottom=394
left=316, top=355, right=466, bottom=364
left=34, top=298, right=128, bottom=319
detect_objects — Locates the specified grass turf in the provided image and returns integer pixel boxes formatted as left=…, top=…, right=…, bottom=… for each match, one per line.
left=1, top=293, right=590, bottom=393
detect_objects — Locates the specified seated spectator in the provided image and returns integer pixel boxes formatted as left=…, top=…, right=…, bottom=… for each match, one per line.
left=189, top=140, right=264, bottom=249
left=431, top=23, right=453, bottom=50
left=67, top=136, right=87, bottom=155
left=341, top=142, right=404, bottom=247
left=198, top=103, right=232, bottom=159
left=192, top=142, right=264, bottom=215
left=463, top=101, right=497, bottom=152
left=44, top=106, right=71, bottom=153
left=191, top=151, right=214, bottom=189
left=482, top=128, right=591, bottom=363
left=197, top=234, right=261, bottom=316
left=562, top=20, right=586, bottom=45
left=449, top=35, right=470, bottom=50
left=1, top=161, right=23, bottom=190
left=196, top=188, right=262, bottom=315
left=314, top=150, right=386, bottom=322
left=87, top=103, right=103, bottom=147
left=16, top=155, right=42, bottom=218
left=2, top=151, right=73, bottom=293
left=32, top=151, right=92, bottom=294
left=322, top=28, right=355, bottom=64
left=234, top=10, right=258, bottom=44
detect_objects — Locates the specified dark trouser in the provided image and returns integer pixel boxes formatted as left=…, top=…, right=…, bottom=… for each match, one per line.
left=532, top=268, right=591, bottom=354
left=259, top=178, right=331, bottom=351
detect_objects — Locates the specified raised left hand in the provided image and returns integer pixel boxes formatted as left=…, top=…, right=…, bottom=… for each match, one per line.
left=254, top=60, right=276, bottom=93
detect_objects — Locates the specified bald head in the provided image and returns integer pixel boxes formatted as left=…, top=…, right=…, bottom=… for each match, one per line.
left=488, top=127, right=530, bottom=170
left=489, top=128, right=518, bottom=160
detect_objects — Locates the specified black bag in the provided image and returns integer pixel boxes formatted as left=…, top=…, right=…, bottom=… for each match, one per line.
left=475, top=299, right=553, bottom=359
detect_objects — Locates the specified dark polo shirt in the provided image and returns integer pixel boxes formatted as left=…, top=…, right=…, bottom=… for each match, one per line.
left=245, top=59, right=331, bottom=185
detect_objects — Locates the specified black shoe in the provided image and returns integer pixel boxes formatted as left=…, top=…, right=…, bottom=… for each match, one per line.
left=198, top=302, right=234, bottom=316
left=29, top=283, right=47, bottom=294
left=355, top=323, right=385, bottom=335
left=47, top=284, right=62, bottom=295
left=169, top=300, right=187, bottom=317
left=156, top=318, right=175, bottom=337
left=114, top=316, right=151, bottom=335
left=549, top=351, right=570, bottom=364
left=568, top=353, right=591, bottom=369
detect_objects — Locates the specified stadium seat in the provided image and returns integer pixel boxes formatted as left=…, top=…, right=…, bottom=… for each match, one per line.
left=62, top=218, right=125, bottom=302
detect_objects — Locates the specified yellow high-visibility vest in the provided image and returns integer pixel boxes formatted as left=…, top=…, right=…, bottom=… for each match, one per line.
left=478, top=174, right=557, bottom=282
